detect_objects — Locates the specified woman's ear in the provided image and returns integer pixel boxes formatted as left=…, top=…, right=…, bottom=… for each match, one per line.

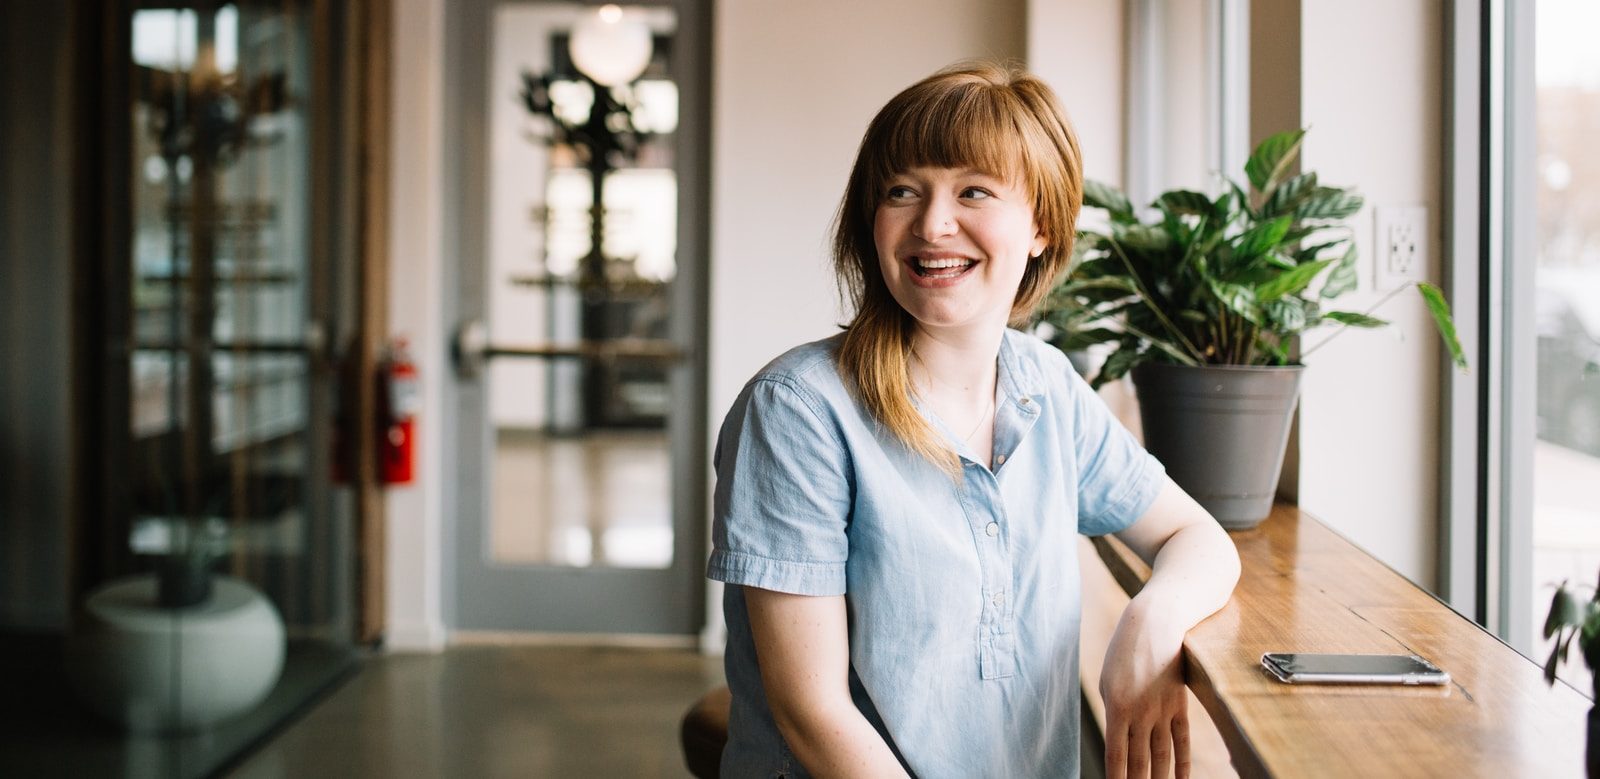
left=1030, top=231, right=1047, bottom=259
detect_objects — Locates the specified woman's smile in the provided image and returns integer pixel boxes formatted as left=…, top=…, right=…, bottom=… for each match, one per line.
left=874, top=165, right=1046, bottom=333
left=904, top=252, right=979, bottom=285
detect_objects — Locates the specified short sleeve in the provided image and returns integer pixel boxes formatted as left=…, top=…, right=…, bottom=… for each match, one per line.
left=706, top=377, right=853, bottom=596
left=1066, top=367, right=1166, bottom=536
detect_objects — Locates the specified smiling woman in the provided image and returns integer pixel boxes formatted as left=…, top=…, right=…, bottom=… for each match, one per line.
left=832, top=66, right=1082, bottom=474
left=705, top=62, right=1240, bottom=778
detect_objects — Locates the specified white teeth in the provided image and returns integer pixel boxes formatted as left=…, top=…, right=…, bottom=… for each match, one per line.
left=917, top=257, right=974, bottom=269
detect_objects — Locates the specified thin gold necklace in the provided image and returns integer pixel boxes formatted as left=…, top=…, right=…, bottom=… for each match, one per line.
left=914, top=353, right=996, bottom=443
left=962, top=392, right=996, bottom=443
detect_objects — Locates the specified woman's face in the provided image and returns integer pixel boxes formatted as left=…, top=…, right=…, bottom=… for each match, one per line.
left=873, top=165, right=1046, bottom=339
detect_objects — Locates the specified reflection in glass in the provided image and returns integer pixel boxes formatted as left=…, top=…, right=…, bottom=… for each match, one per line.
left=1531, top=0, right=1600, bottom=693
left=486, top=5, right=679, bottom=570
left=4, top=3, right=360, bottom=776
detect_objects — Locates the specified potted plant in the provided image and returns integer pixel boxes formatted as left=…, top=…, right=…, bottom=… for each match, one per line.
left=1543, top=576, right=1600, bottom=777
left=1038, top=129, right=1466, bottom=528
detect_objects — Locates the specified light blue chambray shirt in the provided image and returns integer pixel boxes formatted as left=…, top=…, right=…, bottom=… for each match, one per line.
left=707, top=329, right=1166, bottom=779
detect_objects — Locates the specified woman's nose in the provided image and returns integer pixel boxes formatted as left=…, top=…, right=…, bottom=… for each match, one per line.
left=912, top=196, right=958, bottom=241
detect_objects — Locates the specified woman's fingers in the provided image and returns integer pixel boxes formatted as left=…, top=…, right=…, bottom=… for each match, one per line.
left=1149, top=723, right=1174, bottom=779
left=1104, top=720, right=1129, bottom=779
left=1108, top=707, right=1191, bottom=779
left=1125, top=724, right=1153, bottom=779
left=1171, top=711, right=1192, bottom=779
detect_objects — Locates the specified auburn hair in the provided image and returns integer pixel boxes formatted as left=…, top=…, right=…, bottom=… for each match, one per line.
left=832, top=62, right=1084, bottom=474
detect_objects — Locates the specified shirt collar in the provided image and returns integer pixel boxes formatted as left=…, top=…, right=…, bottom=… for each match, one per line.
left=997, top=329, right=1046, bottom=409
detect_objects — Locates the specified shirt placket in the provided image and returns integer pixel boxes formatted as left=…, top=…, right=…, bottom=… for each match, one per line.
left=958, top=463, right=1015, bottom=681
left=961, top=384, right=1042, bottom=682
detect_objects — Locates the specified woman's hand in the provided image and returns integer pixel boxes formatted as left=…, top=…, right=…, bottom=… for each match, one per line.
left=1100, top=477, right=1242, bottom=779
left=1099, top=598, right=1191, bottom=779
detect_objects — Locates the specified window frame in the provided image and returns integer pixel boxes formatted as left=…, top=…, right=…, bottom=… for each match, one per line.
left=1445, top=0, right=1540, bottom=652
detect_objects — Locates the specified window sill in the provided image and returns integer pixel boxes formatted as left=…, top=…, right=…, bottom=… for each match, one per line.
left=1088, top=502, right=1590, bottom=776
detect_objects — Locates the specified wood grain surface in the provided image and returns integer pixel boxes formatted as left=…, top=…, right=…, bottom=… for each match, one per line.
left=1092, top=503, right=1592, bottom=778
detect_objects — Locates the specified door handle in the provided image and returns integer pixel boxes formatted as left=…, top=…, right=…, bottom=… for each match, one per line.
left=452, top=319, right=687, bottom=380
left=453, top=319, right=491, bottom=379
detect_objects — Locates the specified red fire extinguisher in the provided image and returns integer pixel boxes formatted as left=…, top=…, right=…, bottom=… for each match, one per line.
left=380, top=337, right=420, bottom=485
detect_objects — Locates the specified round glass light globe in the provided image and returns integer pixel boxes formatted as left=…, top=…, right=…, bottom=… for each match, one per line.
left=569, top=7, right=653, bottom=87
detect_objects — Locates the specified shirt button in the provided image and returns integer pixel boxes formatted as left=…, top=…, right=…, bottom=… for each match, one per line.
left=1020, top=397, right=1031, bottom=406
left=996, top=454, right=1006, bottom=465
left=992, top=592, right=1005, bottom=607
left=985, top=522, right=999, bottom=537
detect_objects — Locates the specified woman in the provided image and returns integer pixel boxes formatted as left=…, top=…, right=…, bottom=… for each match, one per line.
left=707, top=62, right=1240, bottom=779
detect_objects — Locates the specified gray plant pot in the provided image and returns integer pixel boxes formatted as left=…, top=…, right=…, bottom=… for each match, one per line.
left=1130, top=362, right=1305, bottom=530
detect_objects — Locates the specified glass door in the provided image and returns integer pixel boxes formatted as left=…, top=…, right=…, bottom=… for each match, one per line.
left=32, top=2, right=366, bottom=776
left=449, top=0, right=707, bottom=635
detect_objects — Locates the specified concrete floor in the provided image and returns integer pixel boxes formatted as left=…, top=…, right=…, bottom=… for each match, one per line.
left=229, top=645, right=726, bottom=778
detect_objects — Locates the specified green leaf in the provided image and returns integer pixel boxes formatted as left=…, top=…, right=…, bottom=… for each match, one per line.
left=1228, top=179, right=1257, bottom=221
left=1209, top=280, right=1262, bottom=324
left=1262, top=171, right=1319, bottom=218
left=1113, top=224, right=1172, bottom=255
left=1156, top=190, right=1213, bottom=217
left=1093, top=340, right=1144, bottom=389
left=1265, top=298, right=1308, bottom=332
left=1053, top=327, right=1123, bottom=351
left=1263, top=251, right=1297, bottom=270
left=1260, top=338, right=1291, bottom=364
left=1212, top=189, right=1239, bottom=222
left=1418, top=282, right=1469, bottom=371
left=1160, top=207, right=1192, bottom=244
left=1058, top=277, right=1138, bottom=295
left=1295, top=187, right=1365, bottom=221
left=1257, top=257, right=1337, bottom=303
left=1245, top=129, right=1307, bottom=193
left=1280, top=224, right=1321, bottom=246
left=1177, top=309, right=1208, bottom=323
left=1320, top=244, right=1360, bottom=299
left=1323, top=311, right=1388, bottom=328
left=1545, top=640, right=1565, bottom=685
left=1580, top=607, right=1600, bottom=669
left=1547, top=584, right=1582, bottom=639
left=1293, top=239, right=1346, bottom=263
left=1232, top=215, right=1294, bottom=260
left=1084, top=180, right=1136, bottom=224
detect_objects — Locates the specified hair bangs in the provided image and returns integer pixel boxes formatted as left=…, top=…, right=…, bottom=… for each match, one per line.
left=865, top=80, right=1033, bottom=197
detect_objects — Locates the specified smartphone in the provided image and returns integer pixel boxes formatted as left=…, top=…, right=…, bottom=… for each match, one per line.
left=1259, top=652, right=1451, bottom=685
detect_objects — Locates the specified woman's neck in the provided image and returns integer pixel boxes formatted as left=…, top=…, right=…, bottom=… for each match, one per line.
left=910, top=324, right=1004, bottom=402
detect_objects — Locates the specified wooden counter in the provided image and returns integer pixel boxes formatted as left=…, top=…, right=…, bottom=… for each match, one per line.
left=1091, top=503, right=1592, bottom=778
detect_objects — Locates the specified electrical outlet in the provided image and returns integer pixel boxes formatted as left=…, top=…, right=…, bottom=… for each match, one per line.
left=1373, top=206, right=1428, bottom=292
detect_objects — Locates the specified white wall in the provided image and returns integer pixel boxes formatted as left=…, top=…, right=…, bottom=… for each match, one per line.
left=385, top=0, right=448, bottom=652
left=1296, top=0, right=1445, bottom=588
left=703, top=0, right=1026, bottom=648
left=1027, top=0, right=1125, bottom=187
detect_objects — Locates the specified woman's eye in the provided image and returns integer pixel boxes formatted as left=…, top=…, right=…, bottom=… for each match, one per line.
left=960, top=187, right=992, bottom=200
left=885, top=185, right=914, bottom=199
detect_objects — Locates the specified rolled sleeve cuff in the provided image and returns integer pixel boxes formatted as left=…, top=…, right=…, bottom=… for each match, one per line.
left=706, top=549, right=846, bottom=596
left=1098, top=452, right=1167, bottom=535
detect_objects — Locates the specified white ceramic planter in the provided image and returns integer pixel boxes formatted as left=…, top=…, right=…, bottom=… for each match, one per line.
left=67, top=574, right=285, bottom=733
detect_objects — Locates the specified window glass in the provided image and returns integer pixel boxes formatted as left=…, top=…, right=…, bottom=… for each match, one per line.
left=1531, top=0, right=1600, bottom=691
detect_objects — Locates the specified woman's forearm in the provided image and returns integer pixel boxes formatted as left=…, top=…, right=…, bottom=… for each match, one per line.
left=1133, top=518, right=1241, bottom=635
left=746, top=587, right=911, bottom=778
left=772, top=701, right=911, bottom=778
left=1112, top=478, right=1242, bottom=640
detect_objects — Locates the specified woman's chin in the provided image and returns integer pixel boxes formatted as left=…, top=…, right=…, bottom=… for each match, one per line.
left=903, top=307, right=1004, bottom=336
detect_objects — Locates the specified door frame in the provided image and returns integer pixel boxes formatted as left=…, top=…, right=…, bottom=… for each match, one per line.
left=441, top=0, right=711, bottom=636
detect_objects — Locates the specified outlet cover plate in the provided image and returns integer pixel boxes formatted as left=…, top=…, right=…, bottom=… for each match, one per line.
left=1373, top=205, right=1428, bottom=292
